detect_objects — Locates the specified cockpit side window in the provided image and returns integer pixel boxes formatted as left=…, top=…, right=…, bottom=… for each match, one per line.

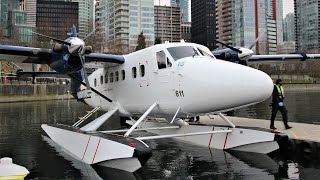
left=157, top=51, right=167, bottom=69
left=197, top=47, right=214, bottom=58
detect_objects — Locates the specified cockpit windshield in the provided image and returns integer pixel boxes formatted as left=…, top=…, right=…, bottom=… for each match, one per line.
left=167, top=46, right=199, bottom=61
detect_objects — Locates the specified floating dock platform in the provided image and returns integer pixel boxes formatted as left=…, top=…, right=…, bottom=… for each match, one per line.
left=197, top=115, right=320, bottom=143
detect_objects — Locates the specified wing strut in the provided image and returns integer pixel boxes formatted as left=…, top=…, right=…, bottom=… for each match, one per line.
left=218, top=113, right=236, bottom=128
left=170, top=107, right=181, bottom=124
left=81, top=108, right=118, bottom=131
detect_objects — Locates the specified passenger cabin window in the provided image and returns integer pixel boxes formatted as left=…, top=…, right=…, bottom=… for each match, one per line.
left=157, top=51, right=167, bottom=69
left=115, top=71, right=119, bottom=82
left=94, top=79, right=97, bottom=87
left=121, top=70, right=125, bottom=80
left=140, top=65, right=145, bottom=77
left=105, top=73, right=108, bottom=83
left=100, top=75, right=103, bottom=85
left=110, top=72, right=114, bottom=83
left=132, top=67, right=137, bottom=78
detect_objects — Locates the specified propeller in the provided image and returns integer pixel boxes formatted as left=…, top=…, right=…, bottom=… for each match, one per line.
left=30, top=31, right=71, bottom=46
left=31, top=29, right=94, bottom=95
left=215, top=40, right=242, bottom=53
left=248, top=32, right=265, bottom=50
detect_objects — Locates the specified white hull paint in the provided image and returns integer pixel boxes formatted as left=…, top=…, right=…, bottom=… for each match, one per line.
left=41, top=124, right=136, bottom=164
left=138, top=121, right=279, bottom=154
left=82, top=42, right=273, bottom=118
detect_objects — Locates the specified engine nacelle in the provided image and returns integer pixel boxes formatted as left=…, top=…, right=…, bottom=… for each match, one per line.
left=52, top=43, right=64, bottom=53
left=49, top=53, right=82, bottom=74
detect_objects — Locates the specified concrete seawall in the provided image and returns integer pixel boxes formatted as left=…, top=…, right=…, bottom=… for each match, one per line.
left=0, top=84, right=72, bottom=103
left=283, top=84, right=320, bottom=91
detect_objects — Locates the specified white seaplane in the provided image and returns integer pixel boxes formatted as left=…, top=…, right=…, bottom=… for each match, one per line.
left=1, top=26, right=320, bottom=172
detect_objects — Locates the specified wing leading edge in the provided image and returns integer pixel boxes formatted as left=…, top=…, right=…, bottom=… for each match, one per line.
left=0, top=45, right=125, bottom=65
left=0, top=45, right=52, bottom=64
left=248, top=54, right=320, bottom=64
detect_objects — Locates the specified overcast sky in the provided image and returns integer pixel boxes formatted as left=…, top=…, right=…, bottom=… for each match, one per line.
left=283, top=0, right=294, bottom=17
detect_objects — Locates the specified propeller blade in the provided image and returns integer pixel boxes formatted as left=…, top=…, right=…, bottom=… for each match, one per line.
left=248, top=32, right=265, bottom=50
left=78, top=53, right=91, bottom=91
left=215, top=40, right=242, bottom=53
left=30, top=31, right=71, bottom=46
left=83, top=28, right=97, bottom=41
left=69, top=73, right=112, bottom=102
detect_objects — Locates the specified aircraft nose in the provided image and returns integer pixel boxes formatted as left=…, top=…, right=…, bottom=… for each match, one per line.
left=179, top=59, right=273, bottom=113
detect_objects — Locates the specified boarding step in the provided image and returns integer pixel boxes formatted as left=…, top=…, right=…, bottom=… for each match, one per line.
left=73, top=106, right=101, bottom=127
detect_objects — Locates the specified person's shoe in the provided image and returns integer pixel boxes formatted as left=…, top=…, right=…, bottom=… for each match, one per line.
left=285, top=126, right=292, bottom=130
left=270, top=126, right=277, bottom=130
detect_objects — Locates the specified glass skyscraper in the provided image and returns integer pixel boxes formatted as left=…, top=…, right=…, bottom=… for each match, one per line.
left=0, top=0, right=33, bottom=44
left=295, top=0, right=319, bottom=52
left=283, top=13, right=295, bottom=42
left=216, top=0, right=282, bottom=54
left=107, top=0, right=154, bottom=53
left=70, top=0, right=94, bottom=38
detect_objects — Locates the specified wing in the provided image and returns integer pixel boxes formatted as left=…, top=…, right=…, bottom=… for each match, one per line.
left=0, top=45, right=52, bottom=64
left=248, top=53, right=320, bottom=64
left=0, top=45, right=125, bottom=66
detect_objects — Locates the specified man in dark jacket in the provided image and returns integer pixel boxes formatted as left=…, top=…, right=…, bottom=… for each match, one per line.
left=270, top=79, right=292, bottom=130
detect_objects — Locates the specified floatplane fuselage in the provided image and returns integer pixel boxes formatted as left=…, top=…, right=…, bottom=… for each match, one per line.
left=84, top=42, right=273, bottom=119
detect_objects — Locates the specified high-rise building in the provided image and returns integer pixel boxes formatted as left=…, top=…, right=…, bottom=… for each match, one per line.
left=36, top=0, right=78, bottom=45
left=0, top=0, right=33, bottom=44
left=283, top=13, right=295, bottom=42
left=95, top=0, right=107, bottom=52
left=107, top=0, right=154, bottom=53
left=191, top=0, right=215, bottom=50
left=170, top=0, right=178, bottom=7
left=154, top=5, right=181, bottom=43
left=70, top=0, right=94, bottom=39
left=216, top=0, right=283, bottom=54
left=171, top=0, right=189, bottom=22
left=24, top=0, right=37, bottom=27
left=295, top=0, right=319, bottom=52
left=181, top=21, right=191, bottom=42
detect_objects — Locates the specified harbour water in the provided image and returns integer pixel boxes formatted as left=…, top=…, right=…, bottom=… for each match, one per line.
left=0, top=90, right=320, bottom=179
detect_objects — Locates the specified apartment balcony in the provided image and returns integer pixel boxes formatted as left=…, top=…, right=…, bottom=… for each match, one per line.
left=115, top=5, right=129, bottom=12
left=115, top=0, right=129, bottom=7
left=115, top=23, right=129, bottom=29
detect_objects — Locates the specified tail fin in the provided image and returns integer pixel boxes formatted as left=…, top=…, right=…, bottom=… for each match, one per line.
left=68, top=25, right=78, bottom=37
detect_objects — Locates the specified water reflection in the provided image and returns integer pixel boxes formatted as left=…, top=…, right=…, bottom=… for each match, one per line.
left=234, top=90, right=320, bottom=124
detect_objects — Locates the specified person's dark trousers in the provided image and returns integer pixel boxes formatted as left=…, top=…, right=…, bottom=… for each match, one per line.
left=270, top=103, right=288, bottom=128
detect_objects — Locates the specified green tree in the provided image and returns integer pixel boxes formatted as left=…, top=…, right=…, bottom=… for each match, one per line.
left=135, top=32, right=146, bottom=51
left=154, top=37, right=161, bottom=45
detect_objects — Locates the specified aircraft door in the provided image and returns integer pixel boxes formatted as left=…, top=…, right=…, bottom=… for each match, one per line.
left=155, top=50, right=176, bottom=114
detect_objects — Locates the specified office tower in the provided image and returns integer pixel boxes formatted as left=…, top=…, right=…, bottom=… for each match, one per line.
left=191, top=0, right=215, bottom=50
left=181, top=21, right=191, bottom=42
left=216, top=0, right=283, bottom=54
left=154, top=5, right=181, bottom=43
left=70, top=0, right=94, bottom=38
left=0, top=0, right=33, bottom=44
left=36, top=0, right=78, bottom=45
left=283, top=13, right=295, bottom=42
left=107, top=0, right=154, bottom=53
left=295, top=0, right=319, bottom=52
